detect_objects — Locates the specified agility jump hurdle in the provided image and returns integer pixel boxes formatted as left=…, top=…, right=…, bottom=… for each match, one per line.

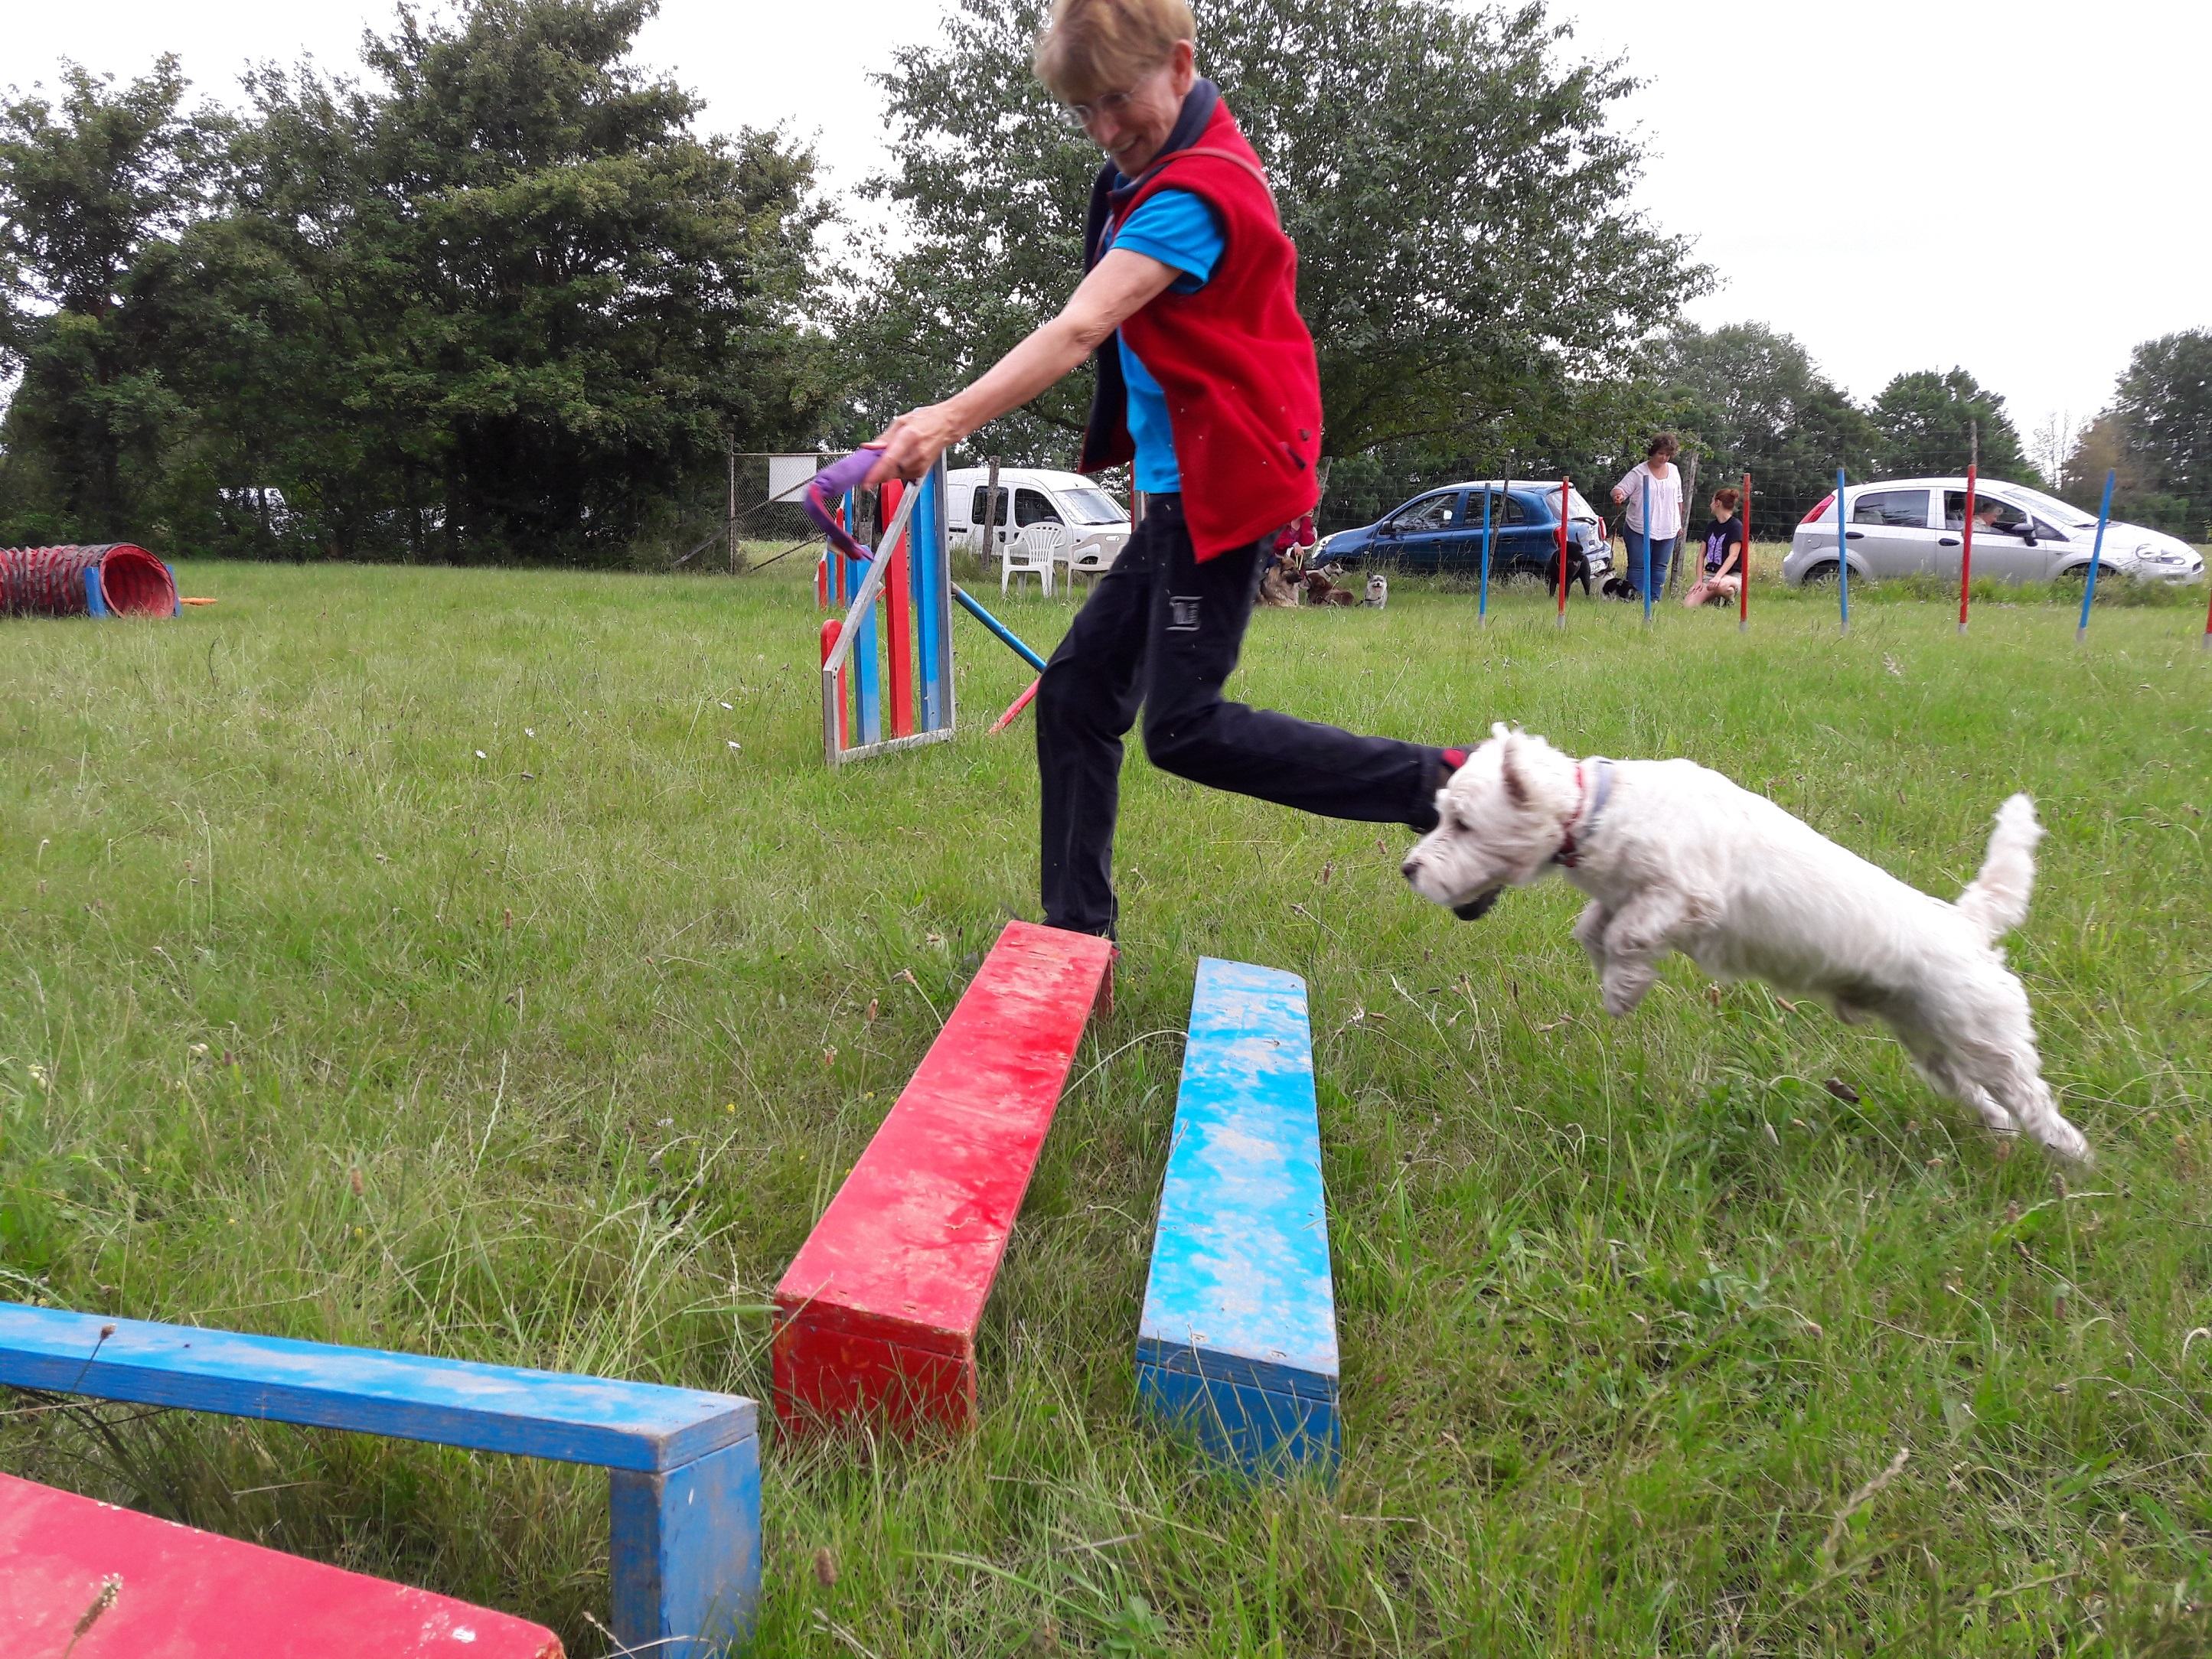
left=774, top=921, right=1114, bottom=1432
left=0, top=1303, right=759, bottom=1657
left=1, top=1469, right=563, bottom=1657
left=1137, top=958, right=1340, bottom=1473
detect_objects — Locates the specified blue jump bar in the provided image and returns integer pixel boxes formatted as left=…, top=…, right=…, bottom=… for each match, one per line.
left=0, top=1302, right=761, bottom=1657
left=1137, top=958, right=1339, bottom=1473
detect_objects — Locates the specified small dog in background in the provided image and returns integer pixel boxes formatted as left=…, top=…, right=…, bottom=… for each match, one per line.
left=1301, top=567, right=1356, bottom=607
left=1400, top=725, right=2090, bottom=1162
left=1363, top=572, right=1388, bottom=609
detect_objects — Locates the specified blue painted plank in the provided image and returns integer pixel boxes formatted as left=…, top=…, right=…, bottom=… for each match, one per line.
left=1137, top=1361, right=1338, bottom=1472
left=1138, top=958, right=1339, bottom=1419
left=611, top=1434, right=761, bottom=1658
left=0, top=1305, right=754, bottom=1473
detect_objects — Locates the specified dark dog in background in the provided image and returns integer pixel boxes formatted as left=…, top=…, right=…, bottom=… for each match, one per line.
left=1544, top=543, right=1594, bottom=598
left=1302, top=565, right=1357, bottom=607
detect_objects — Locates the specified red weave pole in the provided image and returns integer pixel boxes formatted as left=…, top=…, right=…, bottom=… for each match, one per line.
left=1555, top=477, right=1571, bottom=627
left=2203, top=573, right=2212, bottom=650
left=1738, top=472, right=1752, bottom=632
left=988, top=676, right=1041, bottom=735
left=819, top=618, right=848, bottom=748
left=1958, top=462, right=1977, bottom=634
left=882, top=479, right=915, bottom=738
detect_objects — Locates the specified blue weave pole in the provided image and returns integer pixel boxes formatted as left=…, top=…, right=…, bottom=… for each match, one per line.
left=2077, top=468, right=2115, bottom=643
left=1834, top=468, right=1850, bottom=634
left=1639, top=473, right=1652, bottom=621
left=1477, top=487, right=1493, bottom=623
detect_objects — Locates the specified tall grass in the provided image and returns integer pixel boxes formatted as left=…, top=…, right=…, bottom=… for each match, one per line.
left=3, top=556, right=2209, bottom=1654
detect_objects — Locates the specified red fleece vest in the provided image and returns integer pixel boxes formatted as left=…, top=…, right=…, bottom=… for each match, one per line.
left=1078, top=101, right=1322, bottom=562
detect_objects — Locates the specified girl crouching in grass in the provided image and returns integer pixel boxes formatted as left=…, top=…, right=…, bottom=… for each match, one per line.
left=1682, top=487, right=1746, bottom=608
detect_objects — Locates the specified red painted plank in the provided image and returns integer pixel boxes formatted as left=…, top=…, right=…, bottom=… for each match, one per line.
left=774, top=921, right=1114, bottom=1432
left=0, top=1471, right=562, bottom=1658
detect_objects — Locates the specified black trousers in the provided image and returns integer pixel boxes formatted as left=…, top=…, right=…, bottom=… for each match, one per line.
left=1036, top=494, right=1444, bottom=936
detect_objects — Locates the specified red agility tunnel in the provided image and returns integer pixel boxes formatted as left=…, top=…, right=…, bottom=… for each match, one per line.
left=0, top=543, right=178, bottom=618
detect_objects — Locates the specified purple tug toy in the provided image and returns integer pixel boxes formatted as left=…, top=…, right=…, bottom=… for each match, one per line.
left=805, top=446, right=886, bottom=563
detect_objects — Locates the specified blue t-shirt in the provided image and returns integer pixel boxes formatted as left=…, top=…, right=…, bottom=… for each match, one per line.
left=1108, top=188, right=1224, bottom=494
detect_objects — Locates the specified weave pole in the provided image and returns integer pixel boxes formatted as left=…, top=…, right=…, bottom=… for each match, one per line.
left=2077, top=468, right=2115, bottom=644
left=1477, top=487, right=1493, bottom=624
left=1737, top=472, right=1751, bottom=633
left=2203, top=570, right=2212, bottom=650
left=1639, top=473, right=1652, bottom=623
left=1555, top=477, right=1571, bottom=628
left=1958, top=464, right=1977, bottom=634
left=1834, top=468, right=1850, bottom=634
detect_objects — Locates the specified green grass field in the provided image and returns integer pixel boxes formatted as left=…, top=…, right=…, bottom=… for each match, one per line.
left=4, top=555, right=2210, bottom=1656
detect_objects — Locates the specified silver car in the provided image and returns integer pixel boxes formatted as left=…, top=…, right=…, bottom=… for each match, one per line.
left=1783, top=477, right=2204, bottom=586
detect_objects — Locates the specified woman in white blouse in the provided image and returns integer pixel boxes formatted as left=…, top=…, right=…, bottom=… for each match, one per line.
left=1612, top=432, right=1684, bottom=599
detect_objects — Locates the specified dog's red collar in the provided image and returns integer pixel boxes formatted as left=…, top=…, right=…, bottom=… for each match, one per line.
left=1552, top=758, right=1615, bottom=869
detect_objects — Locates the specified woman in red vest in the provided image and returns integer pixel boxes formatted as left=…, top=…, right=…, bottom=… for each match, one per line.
left=866, top=0, right=1463, bottom=938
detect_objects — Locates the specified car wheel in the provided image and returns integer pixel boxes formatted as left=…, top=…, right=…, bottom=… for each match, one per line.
left=1799, top=561, right=1840, bottom=587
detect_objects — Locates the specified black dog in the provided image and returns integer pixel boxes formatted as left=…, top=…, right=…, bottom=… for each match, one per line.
left=1543, top=543, right=1594, bottom=598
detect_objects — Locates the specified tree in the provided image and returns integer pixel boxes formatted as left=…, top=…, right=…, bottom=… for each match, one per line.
left=2067, top=331, right=2212, bottom=539
left=1647, top=322, right=1879, bottom=537
left=207, top=0, right=833, bottom=561
left=852, top=0, right=1705, bottom=475
left=0, top=58, right=227, bottom=543
left=1868, top=367, right=2034, bottom=483
left=3, top=1, right=833, bottom=563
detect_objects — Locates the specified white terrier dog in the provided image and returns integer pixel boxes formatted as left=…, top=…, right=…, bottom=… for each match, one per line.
left=1401, top=725, right=2090, bottom=1161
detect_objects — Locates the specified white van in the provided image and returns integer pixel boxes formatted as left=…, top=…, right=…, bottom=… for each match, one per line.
left=945, top=467, right=1131, bottom=566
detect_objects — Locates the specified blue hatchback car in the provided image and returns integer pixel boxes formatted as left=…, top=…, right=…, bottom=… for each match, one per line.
left=1314, top=480, right=1611, bottom=579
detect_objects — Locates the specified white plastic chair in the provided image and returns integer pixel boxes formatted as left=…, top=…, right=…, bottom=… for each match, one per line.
left=1003, top=521, right=1065, bottom=596
left=1064, top=535, right=1121, bottom=592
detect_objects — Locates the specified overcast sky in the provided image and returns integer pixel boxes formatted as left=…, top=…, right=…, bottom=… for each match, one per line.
left=8, top=0, right=2205, bottom=457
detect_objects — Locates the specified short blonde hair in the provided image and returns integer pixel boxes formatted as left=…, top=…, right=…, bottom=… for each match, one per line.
left=1033, top=0, right=1196, bottom=103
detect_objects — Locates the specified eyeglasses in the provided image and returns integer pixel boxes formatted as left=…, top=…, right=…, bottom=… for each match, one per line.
left=1062, top=85, right=1143, bottom=129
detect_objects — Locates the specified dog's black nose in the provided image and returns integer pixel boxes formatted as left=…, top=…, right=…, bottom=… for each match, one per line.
left=1400, top=858, right=1418, bottom=882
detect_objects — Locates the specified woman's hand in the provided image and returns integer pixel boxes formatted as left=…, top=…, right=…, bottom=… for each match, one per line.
left=867, top=404, right=966, bottom=485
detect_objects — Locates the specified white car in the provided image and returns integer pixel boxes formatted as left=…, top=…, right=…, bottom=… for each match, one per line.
left=1783, top=477, right=2204, bottom=586
left=944, top=467, right=1130, bottom=567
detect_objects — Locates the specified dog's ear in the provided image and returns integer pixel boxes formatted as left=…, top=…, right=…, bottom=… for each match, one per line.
left=1499, top=731, right=1529, bottom=807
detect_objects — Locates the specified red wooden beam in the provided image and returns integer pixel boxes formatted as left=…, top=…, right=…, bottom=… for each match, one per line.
left=773, top=921, right=1114, bottom=1433
left=0, top=1470, right=562, bottom=1657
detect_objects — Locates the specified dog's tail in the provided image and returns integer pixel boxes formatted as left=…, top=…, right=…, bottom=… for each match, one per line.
left=1955, top=794, right=2043, bottom=944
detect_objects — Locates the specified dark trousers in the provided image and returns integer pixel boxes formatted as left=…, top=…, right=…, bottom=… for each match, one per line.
left=1036, top=494, right=1444, bottom=936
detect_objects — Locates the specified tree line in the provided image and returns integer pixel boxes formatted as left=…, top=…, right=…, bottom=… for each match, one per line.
left=2, top=0, right=2204, bottom=562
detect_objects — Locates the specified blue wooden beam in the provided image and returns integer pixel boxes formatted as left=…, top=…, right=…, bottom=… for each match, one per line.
left=1137, top=958, right=1340, bottom=1474
left=0, top=1303, right=759, bottom=1654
